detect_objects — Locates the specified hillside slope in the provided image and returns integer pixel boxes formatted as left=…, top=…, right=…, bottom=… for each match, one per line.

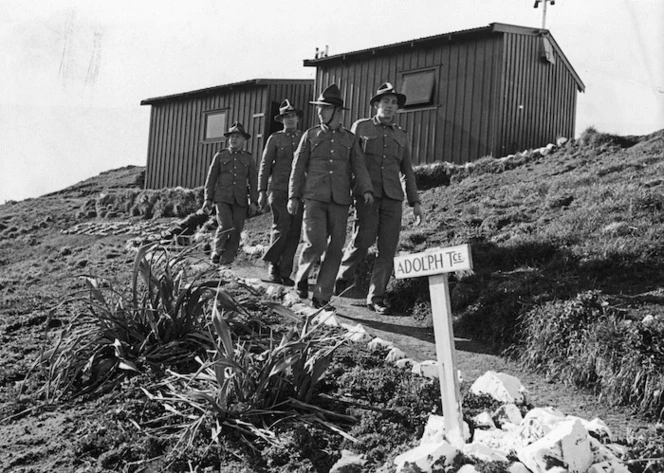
left=1, top=129, right=663, bottom=471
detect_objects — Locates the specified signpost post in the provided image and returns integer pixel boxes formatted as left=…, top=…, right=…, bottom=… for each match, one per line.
left=393, top=244, right=473, bottom=448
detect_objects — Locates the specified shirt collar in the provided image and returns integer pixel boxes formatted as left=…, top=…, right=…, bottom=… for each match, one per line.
left=372, top=115, right=396, bottom=129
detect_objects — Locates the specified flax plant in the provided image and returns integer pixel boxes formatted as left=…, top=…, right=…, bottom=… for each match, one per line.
left=33, top=242, right=228, bottom=400
left=142, top=296, right=355, bottom=453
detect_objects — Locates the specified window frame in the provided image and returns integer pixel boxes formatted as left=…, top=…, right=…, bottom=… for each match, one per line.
left=202, top=108, right=229, bottom=143
left=399, top=67, right=438, bottom=109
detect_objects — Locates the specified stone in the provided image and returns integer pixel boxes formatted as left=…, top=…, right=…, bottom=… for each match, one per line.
left=469, top=371, right=528, bottom=404
left=412, top=360, right=440, bottom=379
left=386, top=347, right=407, bottom=362
left=420, top=414, right=471, bottom=444
left=494, top=403, right=523, bottom=427
left=462, top=442, right=509, bottom=462
left=329, top=449, right=367, bottom=473
left=566, top=415, right=613, bottom=442
left=514, top=407, right=566, bottom=448
left=472, top=411, right=496, bottom=429
left=472, top=428, right=515, bottom=456
left=457, top=465, right=480, bottom=473
left=394, top=441, right=458, bottom=473
left=368, top=337, right=394, bottom=350
left=587, top=461, right=630, bottom=473
left=508, top=462, right=531, bottom=473
left=395, top=358, right=415, bottom=369
left=517, top=419, right=593, bottom=473
left=341, top=323, right=371, bottom=342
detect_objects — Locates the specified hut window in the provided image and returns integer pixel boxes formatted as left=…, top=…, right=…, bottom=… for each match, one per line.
left=540, top=36, right=556, bottom=65
left=401, top=69, right=436, bottom=107
left=204, top=110, right=228, bottom=141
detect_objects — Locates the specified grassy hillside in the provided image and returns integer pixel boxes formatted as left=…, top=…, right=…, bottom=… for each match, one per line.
left=390, top=127, right=664, bottom=419
left=1, top=127, right=663, bottom=471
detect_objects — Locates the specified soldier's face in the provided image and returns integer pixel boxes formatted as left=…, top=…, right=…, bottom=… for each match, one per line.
left=317, top=105, right=335, bottom=124
left=375, top=95, right=399, bottom=121
left=228, top=133, right=245, bottom=149
left=282, top=113, right=299, bottom=130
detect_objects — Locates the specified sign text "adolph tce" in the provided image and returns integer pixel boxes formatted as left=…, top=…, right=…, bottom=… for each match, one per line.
left=393, top=244, right=472, bottom=279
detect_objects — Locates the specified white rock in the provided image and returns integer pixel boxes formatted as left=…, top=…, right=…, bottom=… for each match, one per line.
left=508, top=462, right=531, bottom=473
left=567, top=415, right=613, bottom=441
left=395, top=358, right=415, bottom=369
left=421, top=415, right=471, bottom=444
left=589, top=438, right=621, bottom=464
left=367, top=337, right=394, bottom=350
left=517, top=419, right=593, bottom=473
left=265, top=285, right=284, bottom=298
left=281, top=292, right=301, bottom=307
left=514, top=407, right=566, bottom=448
left=462, top=442, right=509, bottom=462
left=472, top=411, right=496, bottom=429
left=642, top=314, right=656, bottom=325
left=556, top=136, right=568, bottom=147
left=469, top=371, right=528, bottom=404
left=386, top=347, right=407, bottom=362
left=341, top=323, right=371, bottom=342
left=329, top=449, right=366, bottom=473
left=313, top=311, right=341, bottom=326
left=494, top=403, right=523, bottom=427
left=472, top=428, right=515, bottom=456
left=394, top=441, right=458, bottom=472
left=587, top=461, right=630, bottom=473
left=412, top=360, right=440, bottom=379
left=457, top=465, right=480, bottom=473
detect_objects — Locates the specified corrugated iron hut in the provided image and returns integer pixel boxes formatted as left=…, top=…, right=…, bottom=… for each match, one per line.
left=304, top=23, right=584, bottom=165
left=140, top=78, right=314, bottom=189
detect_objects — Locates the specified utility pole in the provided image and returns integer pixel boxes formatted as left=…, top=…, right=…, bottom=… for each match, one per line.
left=533, top=0, right=555, bottom=29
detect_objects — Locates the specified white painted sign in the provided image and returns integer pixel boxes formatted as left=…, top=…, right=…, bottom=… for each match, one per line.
left=393, top=243, right=473, bottom=448
left=394, top=244, right=472, bottom=279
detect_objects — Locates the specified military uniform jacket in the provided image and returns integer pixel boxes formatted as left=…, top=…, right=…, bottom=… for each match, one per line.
left=204, top=148, right=258, bottom=207
left=258, top=129, right=303, bottom=192
left=351, top=116, right=419, bottom=205
left=289, top=125, right=373, bottom=206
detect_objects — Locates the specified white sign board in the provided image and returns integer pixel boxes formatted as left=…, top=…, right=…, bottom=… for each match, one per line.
left=394, top=244, right=472, bottom=279
left=393, top=243, right=473, bottom=448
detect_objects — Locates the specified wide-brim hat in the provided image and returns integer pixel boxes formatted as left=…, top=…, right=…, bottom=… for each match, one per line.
left=370, top=82, right=407, bottom=109
left=274, top=99, right=303, bottom=122
left=309, top=84, right=349, bottom=110
left=224, top=121, right=251, bottom=139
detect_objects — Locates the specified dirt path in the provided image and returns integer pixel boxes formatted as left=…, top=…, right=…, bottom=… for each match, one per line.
left=229, top=258, right=649, bottom=439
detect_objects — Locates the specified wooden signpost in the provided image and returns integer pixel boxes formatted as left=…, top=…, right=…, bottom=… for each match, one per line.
left=394, top=244, right=473, bottom=448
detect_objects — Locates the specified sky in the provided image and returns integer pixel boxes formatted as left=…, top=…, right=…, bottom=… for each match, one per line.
left=1, top=0, right=663, bottom=203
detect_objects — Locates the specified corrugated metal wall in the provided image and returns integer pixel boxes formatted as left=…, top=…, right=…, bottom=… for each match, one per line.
left=312, top=36, right=504, bottom=166
left=498, top=32, right=578, bottom=155
left=144, top=81, right=313, bottom=189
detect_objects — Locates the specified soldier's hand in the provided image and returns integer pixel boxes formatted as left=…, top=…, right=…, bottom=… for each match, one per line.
left=412, top=202, right=424, bottom=226
left=258, top=191, right=267, bottom=211
left=202, top=200, right=213, bottom=213
left=248, top=202, right=258, bottom=217
left=287, top=198, right=299, bottom=215
left=363, top=192, right=374, bottom=206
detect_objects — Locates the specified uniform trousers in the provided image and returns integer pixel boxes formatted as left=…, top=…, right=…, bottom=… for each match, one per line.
left=262, top=190, right=303, bottom=278
left=213, top=202, right=247, bottom=264
left=295, top=199, right=350, bottom=302
left=337, top=196, right=403, bottom=304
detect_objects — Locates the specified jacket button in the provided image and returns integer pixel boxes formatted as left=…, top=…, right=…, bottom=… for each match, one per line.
left=329, top=171, right=333, bottom=174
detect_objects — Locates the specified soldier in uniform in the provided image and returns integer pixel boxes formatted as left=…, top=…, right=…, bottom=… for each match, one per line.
left=202, top=122, right=258, bottom=265
left=288, top=84, right=374, bottom=309
left=335, top=83, right=425, bottom=314
left=258, top=100, right=304, bottom=286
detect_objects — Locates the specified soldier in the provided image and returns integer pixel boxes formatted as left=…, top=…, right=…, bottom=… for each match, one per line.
left=335, top=83, right=425, bottom=314
left=202, top=122, right=258, bottom=265
left=258, top=100, right=304, bottom=286
left=288, top=84, right=374, bottom=309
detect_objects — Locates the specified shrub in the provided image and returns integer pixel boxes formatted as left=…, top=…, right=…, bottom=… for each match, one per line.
left=33, top=242, right=224, bottom=400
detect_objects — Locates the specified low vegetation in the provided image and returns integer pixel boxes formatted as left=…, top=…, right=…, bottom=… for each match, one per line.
left=2, top=127, right=664, bottom=471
